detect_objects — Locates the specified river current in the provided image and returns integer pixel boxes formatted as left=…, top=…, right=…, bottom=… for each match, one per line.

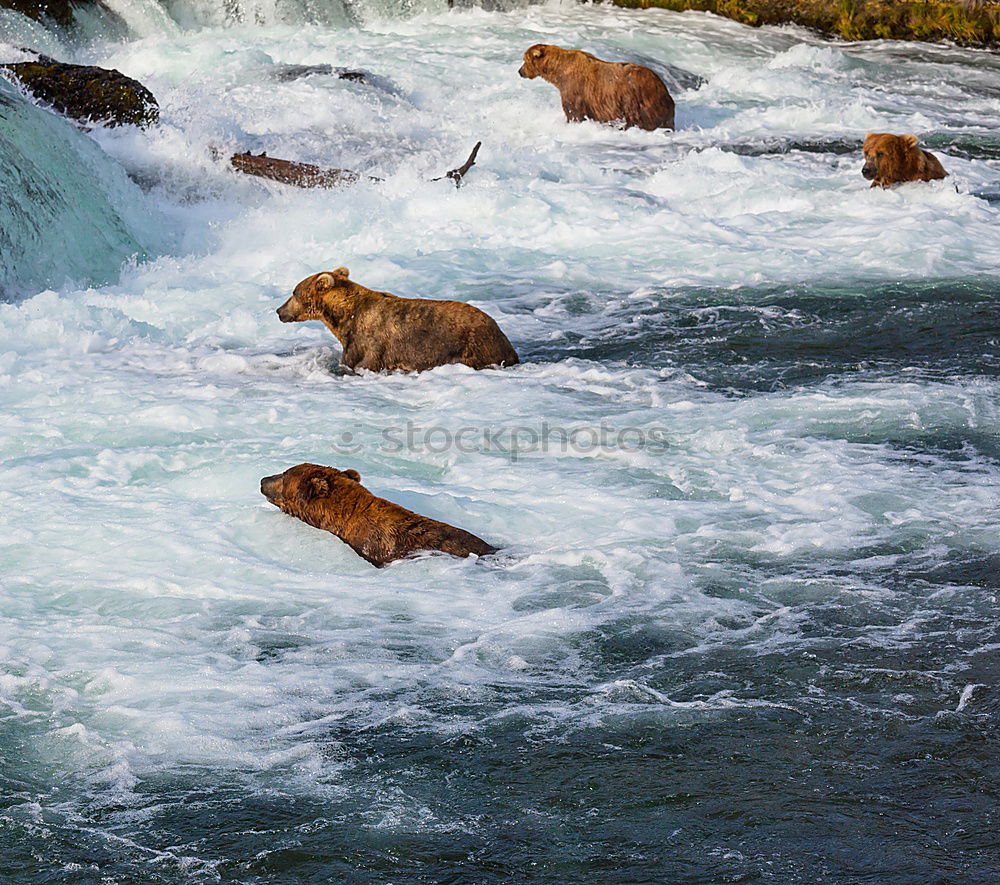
left=1, top=2, right=999, bottom=882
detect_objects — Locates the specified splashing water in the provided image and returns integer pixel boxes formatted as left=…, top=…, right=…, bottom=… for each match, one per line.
left=1, top=3, right=999, bottom=882
left=0, top=78, right=164, bottom=299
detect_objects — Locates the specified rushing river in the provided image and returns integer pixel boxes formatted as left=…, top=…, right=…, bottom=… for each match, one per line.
left=2, top=1, right=999, bottom=882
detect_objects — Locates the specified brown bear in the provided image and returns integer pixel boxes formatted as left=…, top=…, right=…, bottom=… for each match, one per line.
left=260, top=463, right=497, bottom=567
left=862, top=133, right=948, bottom=188
left=277, top=268, right=519, bottom=373
left=518, top=44, right=675, bottom=131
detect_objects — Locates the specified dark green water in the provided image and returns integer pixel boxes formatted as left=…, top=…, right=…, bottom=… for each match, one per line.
left=4, top=278, right=999, bottom=883
left=525, top=279, right=1000, bottom=392
left=3, top=3, right=1000, bottom=883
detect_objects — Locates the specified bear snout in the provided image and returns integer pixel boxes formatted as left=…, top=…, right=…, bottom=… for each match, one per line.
left=260, top=474, right=284, bottom=501
left=276, top=302, right=297, bottom=323
left=518, top=65, right=529, bottom=78
left=862, top=163, right=876, bottom=180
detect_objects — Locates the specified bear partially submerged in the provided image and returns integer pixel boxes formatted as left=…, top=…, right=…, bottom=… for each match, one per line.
left=862, top=133, right=948, bottom=188
left=260, top=463, right=497, bottom=567
left=518, top=44, right=675, bottom=131
left=277, top=268, right=519, bottom=373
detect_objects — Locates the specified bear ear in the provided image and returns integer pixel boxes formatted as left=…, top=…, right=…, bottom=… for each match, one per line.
left=309, top=476, right=330, bottom=496
left=530, top=46, right=544, bottom=59
left=314, top=273, right=335, bottom=292
left=332, top=266, right=350, bottom=280
left=343, top=469, right=361, bottom=482
left=903, top=134, right=918, bottom=148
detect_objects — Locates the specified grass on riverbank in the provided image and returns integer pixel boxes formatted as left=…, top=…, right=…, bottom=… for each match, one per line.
left=609, top=0, right=1000, bottom=46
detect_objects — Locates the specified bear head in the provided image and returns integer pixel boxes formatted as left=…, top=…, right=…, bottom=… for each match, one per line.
left=862, top=133, right=919, bottom=184
left=277, top=267, right=352, bottom=324
left=518, top=44, right=560, bottom=79
left=260, top=463, right=362, bottom=508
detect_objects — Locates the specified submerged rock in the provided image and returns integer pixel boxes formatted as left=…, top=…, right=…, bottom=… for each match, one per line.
left=1, top=54, right=158, bottom=127
left=270, top=63, right=370, bottom=83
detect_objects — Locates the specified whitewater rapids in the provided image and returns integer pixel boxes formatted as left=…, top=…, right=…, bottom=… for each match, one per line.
left=1, top=2, right=999, bottom=882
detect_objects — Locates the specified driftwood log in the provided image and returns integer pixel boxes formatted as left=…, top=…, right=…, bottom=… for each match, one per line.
left=230, top=152, right=367, bottom=187
left=230, top=142, right=483, bottom=190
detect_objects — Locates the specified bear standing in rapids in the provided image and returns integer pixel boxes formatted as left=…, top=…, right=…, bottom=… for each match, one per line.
left=277, top=268, right=519, bottom=373
left=260, top=463, right=498, bottom=567
left=862, top=133, right=948, bottom=188
left=518, top=43, right=675, bottom=131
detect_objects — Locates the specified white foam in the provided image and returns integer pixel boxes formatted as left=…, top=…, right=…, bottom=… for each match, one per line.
left=1, top=2, right=998, bottom=804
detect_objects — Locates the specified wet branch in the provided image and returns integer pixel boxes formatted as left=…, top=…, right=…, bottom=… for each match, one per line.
left=432, top=141, right=482, bottom=188
left=228, top=142, right=483, bottom=190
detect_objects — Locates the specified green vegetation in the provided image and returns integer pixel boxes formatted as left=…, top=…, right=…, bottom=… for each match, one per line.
left=608, top=0, right=1000, bottom=46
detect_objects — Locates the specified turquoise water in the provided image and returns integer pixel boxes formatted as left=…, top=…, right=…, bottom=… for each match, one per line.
left=0, top=78, right=163, bottom=299
left=1, top=2, right=999, bottom=882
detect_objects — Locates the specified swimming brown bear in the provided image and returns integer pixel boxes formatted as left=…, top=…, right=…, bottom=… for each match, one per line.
left=862, top=133, right=948, bottom=188
left=260, top=463, right=497, bottom=567
left=277, top=268, right=519, bottom=373
left=518, top=44, right=675, bottom=131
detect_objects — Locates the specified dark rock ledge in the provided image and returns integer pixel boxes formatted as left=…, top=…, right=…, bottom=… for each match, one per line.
left=1, top=53, right=158, bottom=127
left=0, top=0, right=101, bottom=26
